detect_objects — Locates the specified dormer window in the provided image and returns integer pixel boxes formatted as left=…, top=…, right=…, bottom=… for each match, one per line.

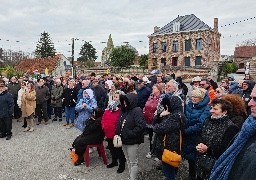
left=173, top=22, right=180, bottom=32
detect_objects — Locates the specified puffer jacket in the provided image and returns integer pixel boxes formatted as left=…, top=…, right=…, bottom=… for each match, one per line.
left=183, top=94, right=211, bottom=161
left=101, top=108, right=121, bottom=138
left=153, top=96, right=186, bottom=160
left=115, top=93, right=146, bottom=145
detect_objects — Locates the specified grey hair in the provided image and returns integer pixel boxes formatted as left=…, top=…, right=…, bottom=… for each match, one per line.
left=169, top=79, right=179, bottom=90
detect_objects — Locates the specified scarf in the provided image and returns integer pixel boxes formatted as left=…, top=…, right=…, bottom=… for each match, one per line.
left=210, top=115, right=256, bottom=180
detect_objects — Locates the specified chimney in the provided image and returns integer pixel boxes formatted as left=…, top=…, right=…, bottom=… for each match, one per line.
left=154, top=26, right=160, bottom=33
left=214, top=18, right=218, bottom=31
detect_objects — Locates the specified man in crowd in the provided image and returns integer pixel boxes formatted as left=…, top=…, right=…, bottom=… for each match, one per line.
left=92, top=80, right=107, bottom=110
left=0, top=80, right=14, bottom=140
left=200, top=78, right=215, bottom=102
left=7, top=76, right=21, bottom=121
left=137, top=79, right=151, bottom=109
left=36, top=78, right=50, bottom=125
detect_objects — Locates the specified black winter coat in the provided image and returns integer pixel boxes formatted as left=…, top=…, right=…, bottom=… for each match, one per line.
left=73, top=117, right=104, bottom=147
left=116, top=93, right=146, bottom=145
left=7, top=82, right=20, bottom=98
left=0, top=90, right=14, bottom=118
left=92, top=85, right=107, bottom=109
left=62, top=87, right=78, bottom=107
left=137, top=86, right=151, bottom=109
left=36, top=85, right=50, bottom=104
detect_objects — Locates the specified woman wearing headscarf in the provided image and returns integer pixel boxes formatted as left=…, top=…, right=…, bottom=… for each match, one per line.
left=183, top=88, right=211, bottom=180
left=196, top=99, right=239, bottom=179
left=115, top=93, right=146, bottom=180
left=75, top=89, right=97, bottom=132
left=153, top=96, right=186, bottom=180
left=101, top=91, right=126, bottom=173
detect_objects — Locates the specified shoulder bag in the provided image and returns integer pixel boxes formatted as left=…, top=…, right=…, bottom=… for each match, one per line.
left=113, top=119, right=126, bottom=148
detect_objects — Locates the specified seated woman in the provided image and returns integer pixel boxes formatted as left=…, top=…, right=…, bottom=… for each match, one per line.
left=196, top=98, right=239, bottom=179
left=75, top=89, right=97, bottom=131
left=72, top=108, right=105, bottom=166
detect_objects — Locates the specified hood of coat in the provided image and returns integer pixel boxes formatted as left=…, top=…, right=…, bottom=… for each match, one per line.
left=83, top=89, right=94, bottom=99
left=120, top=93, right=138, bottom=112
left=162, top=95, right=183, bottom=113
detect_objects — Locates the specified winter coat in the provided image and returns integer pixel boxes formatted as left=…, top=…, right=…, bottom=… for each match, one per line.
left=143, top=94, right=161, bottom=125
left=115, top=93, right=146, bottom=145
left=0, top=90, right=14, bottom=118
left=137, top=85, right=151, bottom=109
left=183, top=95, right=211, bottom=161
left=7, top=82, right=20, bottom=98
left=17, top=88, right=25, bottom=108
left=73, top=117, right=105, bottom=149
left=153, top=96, right=186, bottom=160
left=77, top=86, right=90, bottom=102
left=101, top=108, right=121, bottom=138
left=51, top=85, right=63, bottom=107
left=75, top=92, right=97, bottom=132
left=92, top=85, right=107, bottom=109
left=229, top=112, right=246, bottom=130
left=196, top=116, right=239, bottom=178
left=62, top=87, right=78, bottom=107
left=229, top=133, right=256, bottom=180
left=36, top=85, right=50, bottom=104
left=21, top=90, right=36, bottom=117
left=242, top=82, right=253, bottom=115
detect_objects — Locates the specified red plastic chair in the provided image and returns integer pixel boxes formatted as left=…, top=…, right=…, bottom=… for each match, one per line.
left=83, top=142, right=108, bottom=167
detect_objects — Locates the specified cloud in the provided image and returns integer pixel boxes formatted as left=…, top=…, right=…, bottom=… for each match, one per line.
left=0, top=0, right=255, bottom=60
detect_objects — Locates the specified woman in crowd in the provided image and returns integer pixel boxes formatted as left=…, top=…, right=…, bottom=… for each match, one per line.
left=107, top=84, right=123, bottom=106
left=222, top=94, right=247, bottom=129
left=101, top=91, right=126, bottom=173
left=153, top=96, right=186, bottom=180
left=17, top=81, right=27, bottom=128
left=75, top=89, right=97, bottom=132
left=21, top=82, right=36, bottom=132
left=72, top=108, right=105, bottom=166
left=115, top=93, right=146, bottom=180
left=183, top=88, right=211, bottom=180
left=143, top=84, right=163, bottom=158
left=196, top=98, right=239, bottom=179
left=51, top=79, right=63, bottom=122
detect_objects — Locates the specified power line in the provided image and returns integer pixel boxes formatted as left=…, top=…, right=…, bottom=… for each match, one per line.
left=220, top=16, right=256, bottom=28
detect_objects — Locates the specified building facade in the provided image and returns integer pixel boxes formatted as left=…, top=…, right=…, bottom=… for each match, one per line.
left=148, top=14, right=221, bottom=71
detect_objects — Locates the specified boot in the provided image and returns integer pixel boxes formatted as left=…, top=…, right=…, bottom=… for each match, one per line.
left=117, top=161, right=125, bottom=173
left=24, top=127, right=30, bottom=132
left=107, top=161, right=118, bottom=168
left=28, top=119, right=35, bottom=132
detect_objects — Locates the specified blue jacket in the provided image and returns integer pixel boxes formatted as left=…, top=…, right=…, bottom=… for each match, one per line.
left=0, top=90, right=14, bottom=118
left=75, top=96, right=97, bottom=131
left=182, top=94, right=211, bottom=161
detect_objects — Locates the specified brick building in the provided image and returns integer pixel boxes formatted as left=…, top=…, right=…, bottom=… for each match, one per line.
left=234, top=45, right=256, bottom=78
left=148, top=14, right=221, bottom=71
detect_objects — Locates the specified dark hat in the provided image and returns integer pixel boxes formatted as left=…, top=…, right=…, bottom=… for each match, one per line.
left=137, top=79, right=144, bottom=84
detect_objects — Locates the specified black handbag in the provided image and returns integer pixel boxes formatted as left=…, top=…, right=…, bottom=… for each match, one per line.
left=196, top=154, right=216, bottom=178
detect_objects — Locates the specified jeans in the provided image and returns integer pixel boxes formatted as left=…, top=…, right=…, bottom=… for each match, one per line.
left=162, top=161, right=177, bottom=180
left=122, top=144, right=139, bottom=180
left=65, top=106, right=75, bottom=124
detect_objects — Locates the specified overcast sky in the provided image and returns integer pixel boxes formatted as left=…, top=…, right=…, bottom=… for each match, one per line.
left=0, top=0, right=255, bottom=61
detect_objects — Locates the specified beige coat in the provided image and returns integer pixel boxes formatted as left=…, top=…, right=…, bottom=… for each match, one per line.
left=21, top=90, right=36, bottom=117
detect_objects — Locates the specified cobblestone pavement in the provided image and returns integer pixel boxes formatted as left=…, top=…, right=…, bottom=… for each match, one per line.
left=0, top=119, right=189, bottom=180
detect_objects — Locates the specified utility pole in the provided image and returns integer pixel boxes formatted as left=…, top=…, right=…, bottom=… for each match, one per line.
left=71, top=38, right=74, bottom=77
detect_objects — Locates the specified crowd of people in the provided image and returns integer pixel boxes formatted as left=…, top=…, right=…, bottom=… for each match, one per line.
left=0, top=71, right=256, bottom=180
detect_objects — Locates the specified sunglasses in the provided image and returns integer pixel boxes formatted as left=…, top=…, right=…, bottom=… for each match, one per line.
left=199, top=84, right=206, bottom=86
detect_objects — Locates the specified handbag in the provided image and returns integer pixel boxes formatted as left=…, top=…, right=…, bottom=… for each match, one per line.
left=161, top=131, right=182, bottom=167
left=69, top=148, right=78, bottom=164
left=113, top=119, right=126, bottom=148
left=161, top=113, right=182, bottom=168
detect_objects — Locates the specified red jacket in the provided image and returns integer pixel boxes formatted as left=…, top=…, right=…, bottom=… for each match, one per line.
left=143, top=94, right=160, bottom=124
left=101, top=108, right=121, bottom=138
